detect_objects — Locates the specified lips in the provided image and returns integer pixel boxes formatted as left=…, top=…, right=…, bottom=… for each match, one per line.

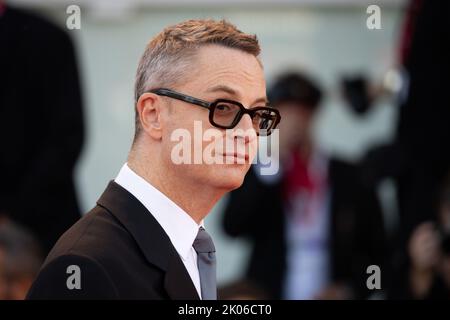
left=221, top=153, right=249, bottom=161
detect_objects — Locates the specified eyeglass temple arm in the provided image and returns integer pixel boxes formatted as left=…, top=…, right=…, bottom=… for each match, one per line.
left=149, top=88, right=211, bottom=109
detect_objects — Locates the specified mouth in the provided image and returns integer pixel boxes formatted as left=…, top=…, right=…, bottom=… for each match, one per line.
left=220, top=152, right=249, bottom=162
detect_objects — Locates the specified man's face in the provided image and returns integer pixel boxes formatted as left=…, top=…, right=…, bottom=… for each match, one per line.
left=160, top=45, right=265, bottom=191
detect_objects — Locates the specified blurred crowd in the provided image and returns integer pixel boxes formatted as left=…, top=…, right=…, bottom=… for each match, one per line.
left=220, top=0, right=450, bottom=300
left=1, top=0, right=449, bottom=299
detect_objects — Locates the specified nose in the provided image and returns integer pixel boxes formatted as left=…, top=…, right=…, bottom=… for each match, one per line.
left=232, top=113, right=257, bottom=144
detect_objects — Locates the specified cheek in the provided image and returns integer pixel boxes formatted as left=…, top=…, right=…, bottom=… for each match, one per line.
left=165, top=106, right=205, bottom=133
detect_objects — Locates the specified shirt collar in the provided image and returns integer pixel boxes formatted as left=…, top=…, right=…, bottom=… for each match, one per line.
left=114, top=163, right=201, bottom=260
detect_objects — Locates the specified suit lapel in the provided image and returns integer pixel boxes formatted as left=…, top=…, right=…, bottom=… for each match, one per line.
left=165, top=251, right=200, bottom=300
left=97, top=181, right=200, bottom=300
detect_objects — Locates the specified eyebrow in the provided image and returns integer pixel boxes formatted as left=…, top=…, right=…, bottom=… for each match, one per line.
left=206, top=84, right=268, bottom=106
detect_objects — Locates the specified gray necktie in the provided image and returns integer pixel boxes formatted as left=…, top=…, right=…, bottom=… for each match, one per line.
left=193, top=227, right=217, bottom=300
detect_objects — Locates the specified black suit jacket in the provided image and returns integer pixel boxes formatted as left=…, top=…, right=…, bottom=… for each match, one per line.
left=223, top=158, right=386, bottom=299
left=27, top=182, right=200, bottom=300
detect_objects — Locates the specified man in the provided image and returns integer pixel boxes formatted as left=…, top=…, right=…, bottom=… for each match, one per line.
left=223, top=73, right=386, bottom=299
left=27, top=19, right=280, bottom=300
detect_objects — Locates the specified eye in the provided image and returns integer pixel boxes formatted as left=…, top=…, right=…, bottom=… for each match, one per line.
left=214, top=103, right=238, bottom=115
left=260, top=118, right=273, bottom=129
left=253, top=110, right=276, bottom=127
left=251, top=112, right=261, bottom=123
left=216, top=104, right=232, bottom=112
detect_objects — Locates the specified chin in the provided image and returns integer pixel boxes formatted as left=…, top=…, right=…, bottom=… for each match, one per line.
left=210, top=164, right=250, bottom=191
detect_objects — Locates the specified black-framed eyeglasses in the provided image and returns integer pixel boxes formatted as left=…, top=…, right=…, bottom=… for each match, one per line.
left=147, top=88, right=281, bottom=136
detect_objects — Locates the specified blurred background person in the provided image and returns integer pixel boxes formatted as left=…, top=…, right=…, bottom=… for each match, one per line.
left=0, top=221, right=43, bottom=300
left=0, top=4, right=84, bottom=254
left=389, top=172, right=450, bottom=299
left=223, top=72, right=387, bottom=300
left=360, top=0, right=450, bottom=295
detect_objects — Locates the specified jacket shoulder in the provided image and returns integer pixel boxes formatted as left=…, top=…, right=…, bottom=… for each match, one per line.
left=26, top=253, right=118, bottom=299
left=44, top=205, right=136, bottom=271
left=28, top=206, right=137, bottom=299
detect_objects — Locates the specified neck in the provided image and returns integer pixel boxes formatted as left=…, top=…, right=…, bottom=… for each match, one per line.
left=128, top=142, right=222, bottom=224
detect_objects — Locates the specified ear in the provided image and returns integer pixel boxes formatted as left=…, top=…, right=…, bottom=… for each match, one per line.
left=136, top=92, right=163, bottom=140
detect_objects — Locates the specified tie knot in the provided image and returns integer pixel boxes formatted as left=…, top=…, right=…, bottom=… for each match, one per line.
left=193, top=227, right=215, bottom=253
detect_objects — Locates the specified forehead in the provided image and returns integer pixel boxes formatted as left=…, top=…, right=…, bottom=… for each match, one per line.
left=180, top=45, right=266, bottom=100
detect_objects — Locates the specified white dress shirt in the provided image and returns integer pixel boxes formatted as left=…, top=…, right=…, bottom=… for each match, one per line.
left=114, top=163, right=202, bottom=299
